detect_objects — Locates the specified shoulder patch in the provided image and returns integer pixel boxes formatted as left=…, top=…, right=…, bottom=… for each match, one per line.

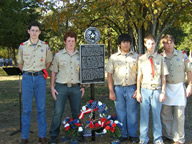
left=20, top=43, right=24, bottom=46
left=182, top=51, right=185, bottom=54
left=139, top=54, right=143, bottom=57
left=45, top=42, right=48, bottom=45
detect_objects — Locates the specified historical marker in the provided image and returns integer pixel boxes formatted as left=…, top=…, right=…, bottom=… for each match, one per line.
left=80, top=44, right=105, bottom=84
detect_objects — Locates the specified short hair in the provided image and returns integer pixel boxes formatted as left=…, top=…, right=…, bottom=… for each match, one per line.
left=161, top=34, right=175, bottom=44
left=28, top=21, right=41, bottom=30
left=64, top=31, right=77, bottom=42
left=144, top=34, right=156, bottom=44
left=118, top=33, right=132, bottom=45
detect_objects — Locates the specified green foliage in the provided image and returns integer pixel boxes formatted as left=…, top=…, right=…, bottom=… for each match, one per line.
left=164, top=22, right=192, bottom=52
left=0, top=0, right=40, bottom=48
left=39, top=0, right=192, bottom=55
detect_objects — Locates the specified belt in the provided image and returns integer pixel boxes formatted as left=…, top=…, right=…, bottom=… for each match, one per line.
left=23, top=71, right=43, bottom=76
left=141, top=86, right=161, bottom=90
left=63, top=83, right=80, bottom=87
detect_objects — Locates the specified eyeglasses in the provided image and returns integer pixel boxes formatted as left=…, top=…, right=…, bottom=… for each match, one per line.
left=163, top=41, right=173, bottom=45
left=30, top=30, right=40, bottom=33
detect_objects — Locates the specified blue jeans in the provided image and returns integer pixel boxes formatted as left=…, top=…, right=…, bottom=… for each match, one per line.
left=49, top=83, right=82, bottom=138
left=114, top=85, right=138, bottom=138
left=140, top=88, right=163, bottom=143
left=21, top=73, right=47, bottom=139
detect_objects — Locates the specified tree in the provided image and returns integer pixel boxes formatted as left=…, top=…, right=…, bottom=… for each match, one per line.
left=39, top=0, right=192, bottom=56
left=0, top=0, right=40, bottom=65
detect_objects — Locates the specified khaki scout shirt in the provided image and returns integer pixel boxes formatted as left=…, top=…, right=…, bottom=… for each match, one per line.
left=162, top=49, right=192, bottom=84
left=17, top=39, right=53, bottom=72
left=138, top=52, right=169, bottom=89
left=106, top=50, right=138, bottom=86
left=50, top=48, right=80, bottom=84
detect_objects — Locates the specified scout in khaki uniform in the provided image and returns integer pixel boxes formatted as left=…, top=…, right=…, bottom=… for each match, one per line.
left=136, top=35, right=169, bottom=144
left=160, top=34, right=192, bottom=144
left=106, top=34, right=139, bottom=143
left=49, top=31, right=85, bottom=144
left=17, top=22, right=53, bottom=144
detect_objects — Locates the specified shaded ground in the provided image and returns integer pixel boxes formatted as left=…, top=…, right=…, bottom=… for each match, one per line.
left=0, top=75, right=192, bottom=144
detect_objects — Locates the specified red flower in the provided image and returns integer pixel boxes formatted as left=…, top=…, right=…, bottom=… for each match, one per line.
left=105, top=125, right=110, bottom=130
left=89, top=122, right=94, bottom=128
left=110, top=127, right=115, bottom=133
left=95, top=123, right=100, bottom=127
left=89, top=100, right=93, bottom=103
left=75, top=123, right=81, bottom=126
left=106, top=120, right=111, bottom=125
left=69, top=118, right=73, bottom=121
left=93, top=108, right=98, bottom=111
left=112, top=123, right=116, bottom=127
left=65, top=126, right=70, bottom=131
left=101, top=117, right=107, bottom=122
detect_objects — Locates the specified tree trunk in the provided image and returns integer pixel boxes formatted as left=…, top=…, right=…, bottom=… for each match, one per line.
left=107, top=28, right=112, bottom=59
left=138, top=28, right=143, bottom=54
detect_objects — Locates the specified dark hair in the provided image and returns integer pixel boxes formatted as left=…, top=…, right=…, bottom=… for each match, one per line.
left=161, top=34, right=175, bottom=44
left=144, top=34, right=156, bottom=44
left=118, top=33, right=132, bottom=45
left=64, top=31, right=77, bottom=42
left=28, top=21, right=41, bottom=30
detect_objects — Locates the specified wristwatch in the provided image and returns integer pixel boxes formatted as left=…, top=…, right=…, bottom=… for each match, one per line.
left=81, top=85, right=85, bottom=88
left=161, top=91, right=165, bottom=94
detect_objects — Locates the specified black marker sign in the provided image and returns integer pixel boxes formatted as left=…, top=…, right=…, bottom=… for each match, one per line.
left=80, top=44, right=105, bottom=84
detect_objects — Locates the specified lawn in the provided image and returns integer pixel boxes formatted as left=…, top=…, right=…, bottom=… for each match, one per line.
left=0, top=67, right=192, bottom=144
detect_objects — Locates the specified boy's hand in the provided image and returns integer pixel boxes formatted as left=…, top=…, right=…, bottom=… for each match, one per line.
left=159, top=93, right=166, bottom=102
left=133, top=90, right=137, bottom=98
left=186, top=85, right=192, bottom=97
left=109, top=91, right=116, bottom=101
left=136, top=92, right=142, bottom=103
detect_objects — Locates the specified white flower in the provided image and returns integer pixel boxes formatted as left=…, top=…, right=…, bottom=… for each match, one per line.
left=78, top=127, right=83, bottom=132
left=62, top=121, right=66, bottom=125
left=114, top=120, right=119, bottom=124
left=98, top=101, right=102, bottom=106
left=64, top=123, right=70, bottom=128
left=103, top=129, right=107, bottom=133
left=107, top=115, right=111, bottom=119
left=82, top=106, right=86, bottom=111
left=100, top=114, right=103, bottom=117
left=98, top=121, right=101, bottom=125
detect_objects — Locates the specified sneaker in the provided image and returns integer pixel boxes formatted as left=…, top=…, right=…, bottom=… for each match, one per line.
left=130, top=137, right=139, bottom=143
left=155, top=140, right=164, bottom=144
left=173, top=142, right=184, bottom=144
left=139, top=141, right=147, bottom=144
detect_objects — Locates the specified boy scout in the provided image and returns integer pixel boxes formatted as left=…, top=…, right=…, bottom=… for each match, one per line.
left=17, top=22, right=53, bottom=144
left=136, top=35, right=169, bottom=144
left=106, top=34, right=139, bottom=143
left=161, top=34, right=192, bottom=144
left=49, top=31, right=85, bottom=144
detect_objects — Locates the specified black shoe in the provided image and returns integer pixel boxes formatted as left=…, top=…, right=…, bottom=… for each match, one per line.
left=130, top=137, right=139, bottom=143
left=118, top=137, right=128, bottom=142
left=19, top=139, right=28, bottom=144
left=162, top=136, right=172, bottom=142
left=49, top=136, right=57, bottom=144
left=39, top=137, right=48, bottom=144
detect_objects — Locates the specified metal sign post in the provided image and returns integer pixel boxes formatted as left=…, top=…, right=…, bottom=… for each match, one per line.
left=80, top=27, right=105, bottom=141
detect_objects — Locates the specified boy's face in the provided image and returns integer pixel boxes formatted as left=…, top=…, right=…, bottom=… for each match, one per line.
left=162, top=39, right=174, bottom=52
left=64, top=37, right=76, bottom=50
left=120, top=41, right=130, bottom=53
left=145, top=39, right=156, bottom=53
left=28, top=26, right=41, bottom=40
